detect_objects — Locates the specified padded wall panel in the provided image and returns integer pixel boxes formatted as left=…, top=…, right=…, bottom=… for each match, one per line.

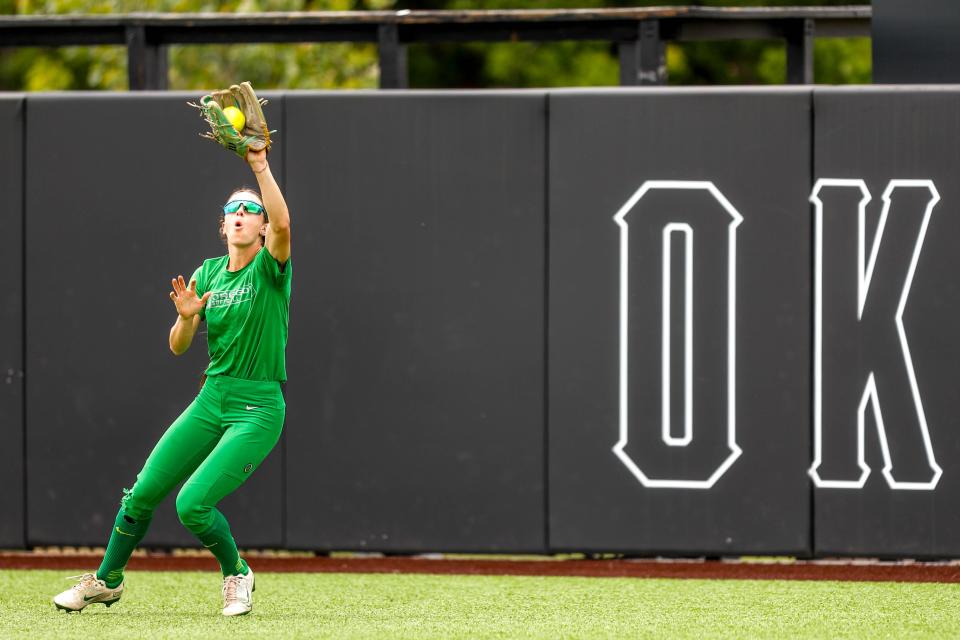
left=813, top=88, right=960, bottom=557
left=548, top=89, right=812, bottom=555
left=284, top=92, right=546, bottom=552
left=0, top=96, right=25, bottom=547
left=25, top=93, right=285, bottom=548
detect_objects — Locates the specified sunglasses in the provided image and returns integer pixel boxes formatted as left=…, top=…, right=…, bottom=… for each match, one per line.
left=223, top=200, right=266, bottom=215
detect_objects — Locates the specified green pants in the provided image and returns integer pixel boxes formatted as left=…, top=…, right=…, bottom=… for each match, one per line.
left=122, top=374, right=284, bottom=534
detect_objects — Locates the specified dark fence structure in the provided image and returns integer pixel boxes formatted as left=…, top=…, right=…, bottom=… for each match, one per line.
left=3, top=87, right=960, bottom=558
left=0, top=7, right=871, bottom=89
left=872, top=0, right=960, bottom=83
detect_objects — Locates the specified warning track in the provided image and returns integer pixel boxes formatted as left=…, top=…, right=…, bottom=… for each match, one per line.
left=3, top=553, right=960, bottom=583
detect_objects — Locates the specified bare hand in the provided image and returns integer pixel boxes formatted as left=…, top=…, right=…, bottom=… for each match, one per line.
left=169, top=275, right=211, bottom=319
left=246, top=148, right=268, bottom=173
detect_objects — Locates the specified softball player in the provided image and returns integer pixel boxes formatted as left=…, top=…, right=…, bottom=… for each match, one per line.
left=53, top=144, right=291, bottom=616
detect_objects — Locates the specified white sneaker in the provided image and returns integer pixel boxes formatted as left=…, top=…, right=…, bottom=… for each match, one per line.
left=222, top=566, right=255, bottom=616
left=53, top=573, right=124, bottom=612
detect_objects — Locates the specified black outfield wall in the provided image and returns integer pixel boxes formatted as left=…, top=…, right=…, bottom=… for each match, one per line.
left=812, top=88, right=960, bottom=557
left=548, top=89, right=812, bottom=555
left=6, top=87, right=960, bottom=557
left=24, top=93, right=284, bottom=548
left=0, top=96, right=24, bottom=548
left=283, top=93, right=547, bottom=552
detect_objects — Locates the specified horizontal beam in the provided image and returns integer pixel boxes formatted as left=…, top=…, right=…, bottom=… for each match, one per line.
left=0, top=26, right=125, bottom=46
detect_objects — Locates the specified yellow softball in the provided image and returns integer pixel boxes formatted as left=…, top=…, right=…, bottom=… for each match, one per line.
left=223, top=105, right=245, bottom=132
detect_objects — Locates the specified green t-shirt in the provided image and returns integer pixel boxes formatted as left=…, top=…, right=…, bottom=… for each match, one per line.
left=191, top=247, right=291, bottom=382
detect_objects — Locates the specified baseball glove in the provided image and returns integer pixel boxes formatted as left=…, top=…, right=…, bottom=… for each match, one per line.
left=189, top=81, right=274, bottom=159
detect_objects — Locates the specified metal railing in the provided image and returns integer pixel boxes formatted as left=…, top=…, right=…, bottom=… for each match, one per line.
left=0, top=6, right=872, bottom=90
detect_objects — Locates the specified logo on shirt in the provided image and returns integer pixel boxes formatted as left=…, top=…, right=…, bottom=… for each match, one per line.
left=207, top=284, right=256, bottom=310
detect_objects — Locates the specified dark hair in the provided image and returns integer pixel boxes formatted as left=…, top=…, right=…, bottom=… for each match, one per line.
left=218, top=185, right=268, bottom=246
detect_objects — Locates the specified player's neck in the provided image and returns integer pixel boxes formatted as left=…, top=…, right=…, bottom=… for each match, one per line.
left=227, top=243, right=261, bottom=272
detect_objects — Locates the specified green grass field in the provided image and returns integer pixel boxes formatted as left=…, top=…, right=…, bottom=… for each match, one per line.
left=2, top=569, right=958, bottom=639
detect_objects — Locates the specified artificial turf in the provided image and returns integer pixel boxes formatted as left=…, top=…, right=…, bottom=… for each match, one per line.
left=2, top=569, right=958, bottom=639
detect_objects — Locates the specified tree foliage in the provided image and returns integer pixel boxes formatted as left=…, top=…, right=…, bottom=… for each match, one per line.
left=2, top=0, right=871, bottom=91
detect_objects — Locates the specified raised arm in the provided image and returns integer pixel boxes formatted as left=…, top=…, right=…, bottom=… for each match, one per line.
left=247, top=148, right=290, bottom=265
left=168, top=275, right=211, bottom=355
